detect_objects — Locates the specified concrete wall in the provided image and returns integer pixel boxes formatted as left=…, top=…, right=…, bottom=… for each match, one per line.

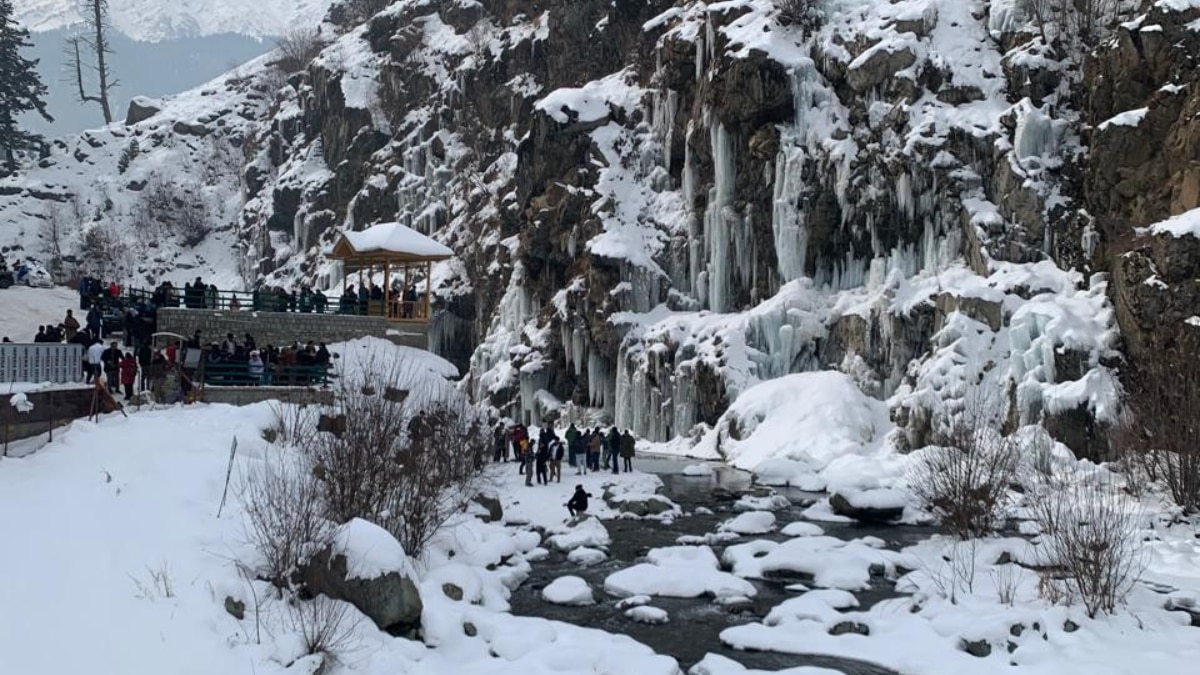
left=0, top=386, right=103, bottom=446
left=157, top=308, right=418, bottom=347
left=201, top=387, right=335, bottom=407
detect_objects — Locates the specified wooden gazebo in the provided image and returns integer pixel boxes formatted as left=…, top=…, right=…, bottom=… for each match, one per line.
left=328, top=222, right=454, bottom=324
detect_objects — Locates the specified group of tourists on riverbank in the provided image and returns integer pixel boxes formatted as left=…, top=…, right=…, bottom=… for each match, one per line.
left=495, top=422, right=637, bottom=486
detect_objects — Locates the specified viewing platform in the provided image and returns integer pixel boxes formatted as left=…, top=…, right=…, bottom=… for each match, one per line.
left=143, top=223, right=454, bottom=349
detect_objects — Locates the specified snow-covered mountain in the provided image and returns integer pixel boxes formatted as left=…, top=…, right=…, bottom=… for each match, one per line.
left=2, top=0, right=1199, bottom=465
left=14, top=0, right=333, bottom=41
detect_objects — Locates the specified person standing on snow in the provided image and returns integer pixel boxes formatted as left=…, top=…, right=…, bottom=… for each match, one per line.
left=608, top=426, right=622, bottom=475
left=621, top=429, right=636, bottom=472
left=564, top=422, right=580, bottom=467
left=85, top=339, right=105, bottom=384
left=535, top=439, right=550, bottom=485
left=551, top=437, right=565, bottom=483
left=118, top=352, right=137, bottom=399
left=85, top=305, right=102, bottom=340
left=566, top=485, right=592, bottom=518
left=62, top=310, right=80, bottom=342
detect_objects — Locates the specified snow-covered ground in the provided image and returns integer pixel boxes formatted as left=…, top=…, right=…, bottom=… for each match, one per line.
left=1, top=388, right=1198, bottom=674
left=0, top=285, right=79, bottom=343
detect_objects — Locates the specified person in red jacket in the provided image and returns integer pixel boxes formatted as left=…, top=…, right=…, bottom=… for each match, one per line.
left=109, top=281, right=120, bottom=297
left=118, top=352, right=138, bottom=399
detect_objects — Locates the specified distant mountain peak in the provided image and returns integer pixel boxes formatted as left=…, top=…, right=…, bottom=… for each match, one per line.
left=13, top=0, right=334, bottom=41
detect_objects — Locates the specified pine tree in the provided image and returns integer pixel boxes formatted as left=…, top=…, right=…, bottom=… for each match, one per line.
left=0, top=0, right=52, bottom=170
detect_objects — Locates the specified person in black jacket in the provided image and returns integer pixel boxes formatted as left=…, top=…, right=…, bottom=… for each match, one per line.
left=566, top=485, right=592, bottom=517
left=608, top=426, right=622, bottom=475
left=535, top=439, right=550, bottom=485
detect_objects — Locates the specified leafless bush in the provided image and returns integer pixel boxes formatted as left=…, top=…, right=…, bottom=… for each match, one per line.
left=1030, top=475, right=1146, bottom=617
left=79, top=224, right=120, bottom=277
left=305, top=364, right=490, bottom=553
left=135, top=178, right=211, bottom=247
left=276, top=27, right=323, bottom=74
left=130, top=562, right=175, bottom=600
left=267, top=402, right=320, bottom=448
left=284, top=594, right=359, bottom=658
left=774, top=0, right=824, bottom=33
left=908, top=391, right=1019, bottom=538
left=240, top=453, right=335, bottom=585
left=1116, top=333, right=1200, bottom=512
left=990, top=563, right=1027, bottom=607
left=1022, top=0, right=1121, bottom=49
left=922, top=539, right=980, bottom=605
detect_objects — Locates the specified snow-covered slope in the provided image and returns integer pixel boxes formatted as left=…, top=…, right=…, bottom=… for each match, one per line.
left=3, top=0, right=1200, bottom=468
left=13, top=0, right=332, bottom=41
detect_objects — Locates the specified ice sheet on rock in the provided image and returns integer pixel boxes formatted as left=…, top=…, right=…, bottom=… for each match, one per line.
left=542, top=576, right=596, bottom=606
left=682, top=463, right=715, bottom=476
left=605, top=545, right=757, bottom=599
left=697, top=371, right=896, bottom=493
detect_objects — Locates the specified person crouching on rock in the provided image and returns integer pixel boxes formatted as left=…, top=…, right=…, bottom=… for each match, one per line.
left=566, top=485, right=592, bottom=518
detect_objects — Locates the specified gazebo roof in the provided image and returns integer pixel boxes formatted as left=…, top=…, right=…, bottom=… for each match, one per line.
left=329, top=222, right=454, bottom=262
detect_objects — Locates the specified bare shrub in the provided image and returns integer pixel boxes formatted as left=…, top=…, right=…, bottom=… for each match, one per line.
left=135, top=178, right=211, bottom=247
left=908, top=391, right=1019, bottom=538
left=240, top=453, right=334, bottom=585
left=284, top=594, right=359, bottom=657
left=775, top=0, right=824, bottom=33
left=1022, top=0, right=1121, bottom=49
left=267, top=402, right=320, bottom=448
left=990, top=563, right=1027, bottom=607
left=1030, top=475, right=1146, bottom=617
left=305, top=364, right=490, bottom=553
left=1116, top=332, right=1200, bottom=512
left=80, top=224, right=120, bottom=277
left=276, top=27, right=323, bottom=74
left=922, top=539, right=980, bottom=605
left=130, top=562, right=175, bottom=600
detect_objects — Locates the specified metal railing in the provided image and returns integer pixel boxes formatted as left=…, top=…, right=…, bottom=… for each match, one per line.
left=129, top=288, right=430, bottom=321
left=198, top=361, right=334, bottom=388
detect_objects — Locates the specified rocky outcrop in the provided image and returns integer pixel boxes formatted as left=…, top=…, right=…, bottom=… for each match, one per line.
left=125, top=97, right=162, bottom=125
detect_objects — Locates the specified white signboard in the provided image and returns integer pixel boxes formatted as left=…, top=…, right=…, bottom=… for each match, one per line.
left=0, top=344, right=85, bottom=384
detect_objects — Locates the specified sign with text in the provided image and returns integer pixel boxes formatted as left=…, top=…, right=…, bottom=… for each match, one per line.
left=0, top=344, right=85, bottom=385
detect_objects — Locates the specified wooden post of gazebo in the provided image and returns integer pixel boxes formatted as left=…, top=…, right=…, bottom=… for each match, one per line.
left=327, top=222, right=454, bottom=326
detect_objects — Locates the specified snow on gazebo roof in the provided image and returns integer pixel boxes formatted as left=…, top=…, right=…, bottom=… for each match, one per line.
left=330, top=222, right=454, bottom=261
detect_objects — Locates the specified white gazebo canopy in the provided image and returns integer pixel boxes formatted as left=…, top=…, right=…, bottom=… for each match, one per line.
left=334, top=222, right=454, bottom=261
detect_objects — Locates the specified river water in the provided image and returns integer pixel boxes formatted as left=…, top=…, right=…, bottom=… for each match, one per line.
left=508, top=457, right=934, bottom=674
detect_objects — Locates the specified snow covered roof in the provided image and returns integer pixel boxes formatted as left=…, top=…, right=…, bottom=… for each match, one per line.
left=331, top=223, right=455, bottom=262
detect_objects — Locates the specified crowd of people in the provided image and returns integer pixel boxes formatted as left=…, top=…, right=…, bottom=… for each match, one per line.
left=494, top=422, right=637, bottom=496
left=138, top=277, right=424, bottom=318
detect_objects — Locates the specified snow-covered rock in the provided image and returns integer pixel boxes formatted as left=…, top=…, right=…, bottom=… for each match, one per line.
left=541, top=576, right=595, bottom=606
left=719, top=511, right=777, bottom=535
left=604, top=545, right=757, bottom=600
left=624, top=605, right=670, bottom=624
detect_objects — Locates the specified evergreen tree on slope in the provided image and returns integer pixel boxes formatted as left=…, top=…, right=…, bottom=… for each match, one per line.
left=0, top=0, right=52, bottom=171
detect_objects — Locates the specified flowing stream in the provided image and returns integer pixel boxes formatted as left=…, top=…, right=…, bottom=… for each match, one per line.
left=508, top=457, right=933, bottom=673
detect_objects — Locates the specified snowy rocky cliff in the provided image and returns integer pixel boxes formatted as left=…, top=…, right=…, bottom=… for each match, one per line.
left=2, top=0, right=1200, bottom=460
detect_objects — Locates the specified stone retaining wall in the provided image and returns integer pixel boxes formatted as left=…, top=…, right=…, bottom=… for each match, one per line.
left=201, top=387, right=335, bottom=407
left=157, top=308, right=413, bottom=347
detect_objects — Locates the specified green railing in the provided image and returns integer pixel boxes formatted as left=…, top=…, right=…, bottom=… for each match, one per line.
left=198, top=361, right=334, bottom=388
left=128, top=288, right=430, bottom=320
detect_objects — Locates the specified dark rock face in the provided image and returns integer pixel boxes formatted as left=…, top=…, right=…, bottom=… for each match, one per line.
left=125, top=98, right=162, bottom=125
left=298, top=546, right=424, bottom=633
left=471, top=493, right=504, bottom=523
left=199, top=0, right=1200, bottom=460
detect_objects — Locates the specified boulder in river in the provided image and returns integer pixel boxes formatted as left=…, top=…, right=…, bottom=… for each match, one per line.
left=829, top=490, right=905, bottom=523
